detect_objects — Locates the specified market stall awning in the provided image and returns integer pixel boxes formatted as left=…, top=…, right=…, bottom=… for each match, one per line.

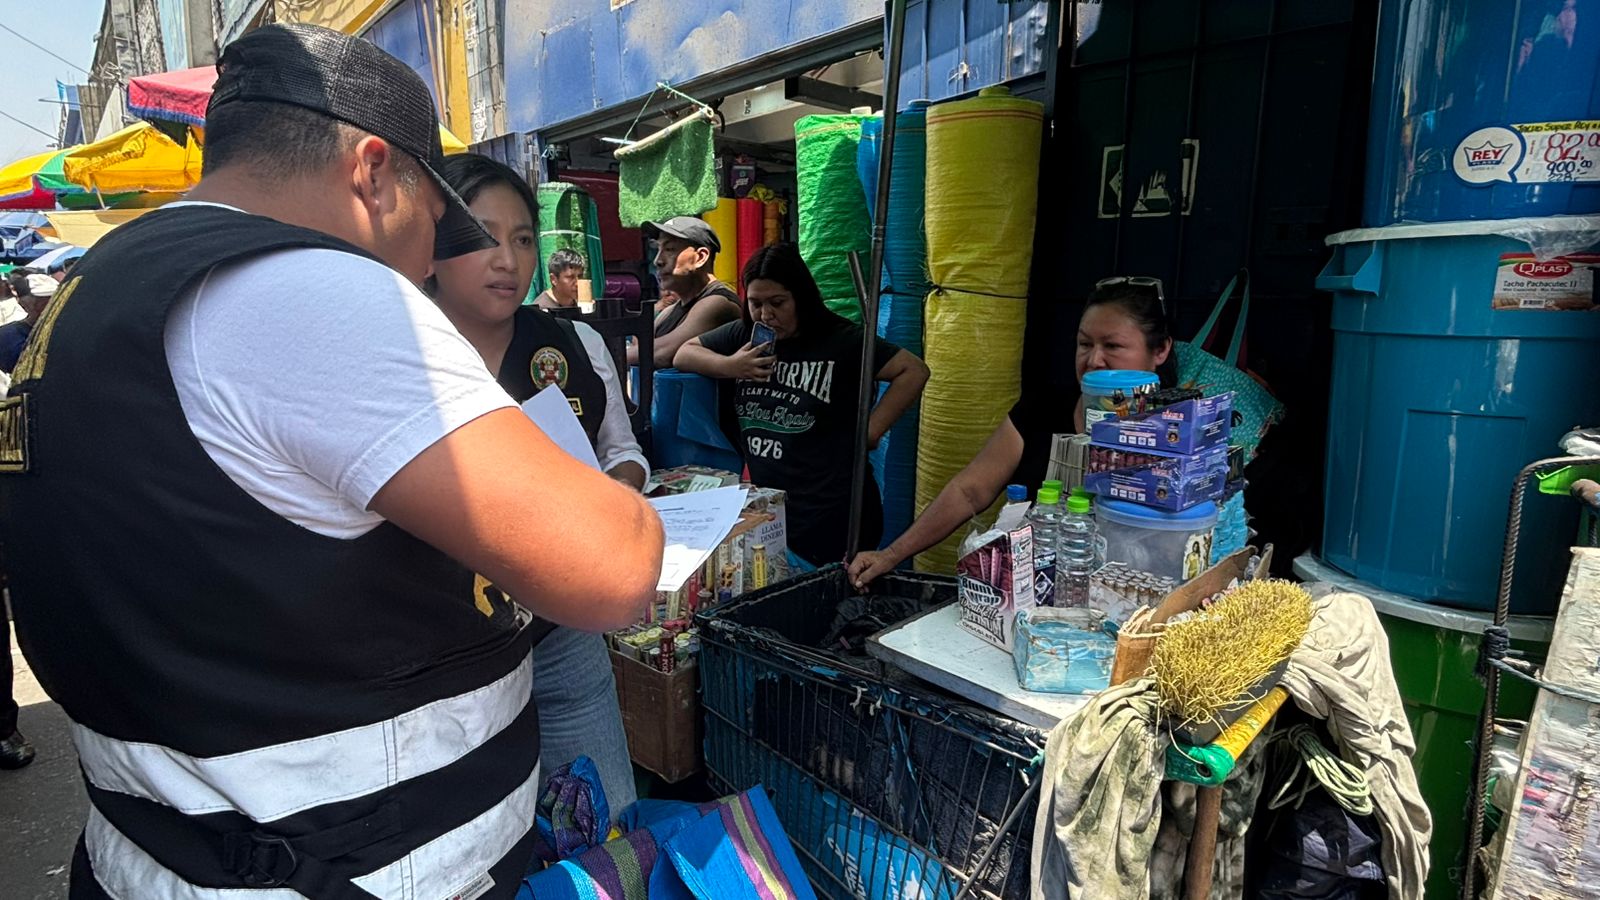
left=0, top=144, right=148, bottom=211
left=0, top=150, right=67, bottom=206
left=30, top=244, right=86, bottom=271
left=128, top=65, right=472, bottom=156
left=128, top=66, right=215, bottom=129
left=60, top=123, right=204, bottom=195
left=0, top=211, right=51, bottom=255
left=43, top=209, right=153, bottom=247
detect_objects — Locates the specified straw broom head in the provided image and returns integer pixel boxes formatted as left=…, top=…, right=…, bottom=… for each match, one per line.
left=1151, top=579, right=1313, bottom=731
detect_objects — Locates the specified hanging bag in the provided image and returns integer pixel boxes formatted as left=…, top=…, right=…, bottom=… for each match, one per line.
left=1175, top=270, right=1284, bottom=461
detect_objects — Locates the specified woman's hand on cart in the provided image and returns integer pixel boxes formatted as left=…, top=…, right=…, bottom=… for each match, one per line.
left=848, top=549, right=902, bottom=590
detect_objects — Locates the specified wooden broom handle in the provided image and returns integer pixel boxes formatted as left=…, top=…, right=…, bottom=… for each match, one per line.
left=1184, top=785, right=1223, bottom=900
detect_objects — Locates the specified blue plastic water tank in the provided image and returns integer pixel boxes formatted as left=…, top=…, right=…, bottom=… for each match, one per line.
left=1316, top=220, right=1600, bottom=614
left=1365, top=0, right=1600, bottom=225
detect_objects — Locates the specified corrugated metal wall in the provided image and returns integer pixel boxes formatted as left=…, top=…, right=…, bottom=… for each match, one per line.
left=898, top=0, right=1052, bottom=104
left=501, top=0, right=880, bottom=134
left=363, top=0, right=438, bottom=101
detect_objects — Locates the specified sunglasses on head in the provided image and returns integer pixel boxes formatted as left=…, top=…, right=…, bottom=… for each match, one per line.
left=1094, top=275, right=1166, bottom=313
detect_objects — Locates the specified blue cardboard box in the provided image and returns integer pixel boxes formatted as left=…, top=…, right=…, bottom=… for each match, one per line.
left=1090, top=392, right=1233, bottom=455
left=1084, top=443, right=1229, bottom=511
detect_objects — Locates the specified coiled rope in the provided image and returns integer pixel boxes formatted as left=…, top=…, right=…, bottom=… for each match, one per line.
left=1266, top=724, right=1373, bottom=816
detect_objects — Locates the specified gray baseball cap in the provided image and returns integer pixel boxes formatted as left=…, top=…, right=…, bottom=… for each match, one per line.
left=642, top=216, right=722, bottom=253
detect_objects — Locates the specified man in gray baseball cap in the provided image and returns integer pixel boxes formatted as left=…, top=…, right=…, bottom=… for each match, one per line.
left=638, top=215, right=743, bottom=368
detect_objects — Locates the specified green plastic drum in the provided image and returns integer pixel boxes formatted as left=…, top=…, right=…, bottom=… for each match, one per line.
left=1294, top=555, right=1551, bottom=900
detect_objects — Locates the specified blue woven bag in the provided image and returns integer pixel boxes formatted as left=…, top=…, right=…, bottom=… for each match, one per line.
left=1176, top=271, right=1284, bottom=461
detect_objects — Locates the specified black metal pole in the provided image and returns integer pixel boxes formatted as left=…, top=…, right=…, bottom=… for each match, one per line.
left=845, top=0, right=908, bottom=559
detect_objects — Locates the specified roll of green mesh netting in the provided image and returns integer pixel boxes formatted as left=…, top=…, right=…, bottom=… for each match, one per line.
left=795, top=114, right=872, bottom=322
left=915, top=87, right=1044, bottom=574
left=535, top=181, right=605, bottom=300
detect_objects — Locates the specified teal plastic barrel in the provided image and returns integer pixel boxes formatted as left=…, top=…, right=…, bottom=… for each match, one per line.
left=1316, top=219, right=1600, bottom=614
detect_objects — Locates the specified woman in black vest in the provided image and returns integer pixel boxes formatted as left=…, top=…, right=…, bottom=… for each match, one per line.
left=431, top=153, right=643, bottom=818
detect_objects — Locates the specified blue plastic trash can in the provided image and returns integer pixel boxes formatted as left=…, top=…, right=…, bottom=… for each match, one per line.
left=1316, top=219, right=1600, bottom=614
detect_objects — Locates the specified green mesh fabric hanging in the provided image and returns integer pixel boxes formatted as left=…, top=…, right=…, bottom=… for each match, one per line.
left=795, top=115, right=872, bottom=322
left=534, top=181, right=605, bottom=301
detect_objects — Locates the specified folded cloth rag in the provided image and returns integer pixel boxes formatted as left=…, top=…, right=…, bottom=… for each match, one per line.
left=1031, top=677, right=1165, bottom=899
left=535, top=756, right=611, bottom=863
left=1279, top=592, right=1432, bottom=900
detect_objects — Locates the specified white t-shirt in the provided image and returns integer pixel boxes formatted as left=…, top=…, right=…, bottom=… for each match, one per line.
left=569, top=321, right=649, bottom=480
left=163, top=205, right=514, bottom=538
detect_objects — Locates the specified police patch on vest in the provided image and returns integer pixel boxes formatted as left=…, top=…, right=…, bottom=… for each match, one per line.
left=530, top=347, right=569, bottom=391
left=472, top=573, right=514, bottom=622
left=0, top=393, right=32, bottom=474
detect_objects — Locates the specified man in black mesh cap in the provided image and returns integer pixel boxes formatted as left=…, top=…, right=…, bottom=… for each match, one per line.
left=0, top=23, right=661, bottom=898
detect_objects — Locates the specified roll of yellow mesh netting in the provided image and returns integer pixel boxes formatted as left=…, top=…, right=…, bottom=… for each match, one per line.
left=702, top=198, right=740, bottom=287
left=916, top=291, right=1028, bottom=572
left=915, top=86, right=1044, bottom=574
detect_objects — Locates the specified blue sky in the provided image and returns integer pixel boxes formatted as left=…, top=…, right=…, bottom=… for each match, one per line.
left=0, top=0, right=106, bottom=163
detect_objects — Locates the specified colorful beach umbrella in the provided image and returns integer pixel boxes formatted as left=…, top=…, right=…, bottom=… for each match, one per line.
left=0, top=146, right=146, bottom=210
left=0, top=150, right=67, bottom=208
left=61, top=123, right=204, bottom=195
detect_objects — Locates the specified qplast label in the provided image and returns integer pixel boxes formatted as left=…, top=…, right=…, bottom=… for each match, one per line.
left=1492, top=253, right=1598, bottom=311
left=1456, top=121, right=1600, bottom=185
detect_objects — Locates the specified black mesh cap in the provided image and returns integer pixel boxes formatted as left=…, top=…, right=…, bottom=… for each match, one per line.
left=210, top=23, right=495, bottom=259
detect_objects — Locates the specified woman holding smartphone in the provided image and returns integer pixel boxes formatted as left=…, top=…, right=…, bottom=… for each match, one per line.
left=673, top=243, right=929, bottom=569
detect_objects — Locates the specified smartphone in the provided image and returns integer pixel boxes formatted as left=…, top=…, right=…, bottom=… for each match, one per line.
left=752, top=322, right=776, bottom=355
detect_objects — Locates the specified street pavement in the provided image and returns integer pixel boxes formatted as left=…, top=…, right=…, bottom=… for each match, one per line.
left=2, top=623, right=84, bottom=899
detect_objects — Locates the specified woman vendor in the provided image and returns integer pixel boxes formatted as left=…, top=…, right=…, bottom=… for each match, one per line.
left=431, top=153, right=644, bottom=815
left=849, top=278, right=1174, bottom=587
left=673, top=243, right=930, bottom=569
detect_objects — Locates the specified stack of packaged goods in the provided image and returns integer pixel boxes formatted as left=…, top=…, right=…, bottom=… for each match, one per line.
left=1082, top=381, right=1236, bottom=604
left=612, top=467, right=790, bottom=676
left=609, top=467, right=792, bottom=782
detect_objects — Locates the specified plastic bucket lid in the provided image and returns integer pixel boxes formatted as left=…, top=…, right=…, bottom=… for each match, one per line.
left=1097, top=498, right=1218, bottom=532
left=1081, top=369, right=1159, bottom=394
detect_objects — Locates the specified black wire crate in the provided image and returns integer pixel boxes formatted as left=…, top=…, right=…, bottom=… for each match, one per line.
left=697, top=566, right=1045, bottom=899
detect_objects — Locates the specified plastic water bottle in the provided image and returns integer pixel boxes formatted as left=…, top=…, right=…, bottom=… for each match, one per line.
left=1027, top=486, right=1064, bottom=607
left=1069, top=486, right=1105, bottom=567
left=1058, top=494, right=1099, bottom=608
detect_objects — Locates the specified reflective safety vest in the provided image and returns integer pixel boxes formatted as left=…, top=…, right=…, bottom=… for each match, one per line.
left=0, top=205, right=549, bottom=899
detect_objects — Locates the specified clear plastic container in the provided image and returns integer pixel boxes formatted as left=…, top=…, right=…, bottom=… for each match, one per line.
left=1057, top=494, right=1099, bottom=607
left=1096, top=498, right=1218, bottom=582
left=1080, top=369, right=1159, bottom=427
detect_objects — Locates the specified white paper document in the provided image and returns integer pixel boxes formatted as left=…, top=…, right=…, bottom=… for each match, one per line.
left=649, top=486, right=749, bottom=592
left=519, top=387, right=601, bottom=471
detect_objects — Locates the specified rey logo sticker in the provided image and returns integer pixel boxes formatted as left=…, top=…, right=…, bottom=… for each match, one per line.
left=530, top=347, right=569, bottom=390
